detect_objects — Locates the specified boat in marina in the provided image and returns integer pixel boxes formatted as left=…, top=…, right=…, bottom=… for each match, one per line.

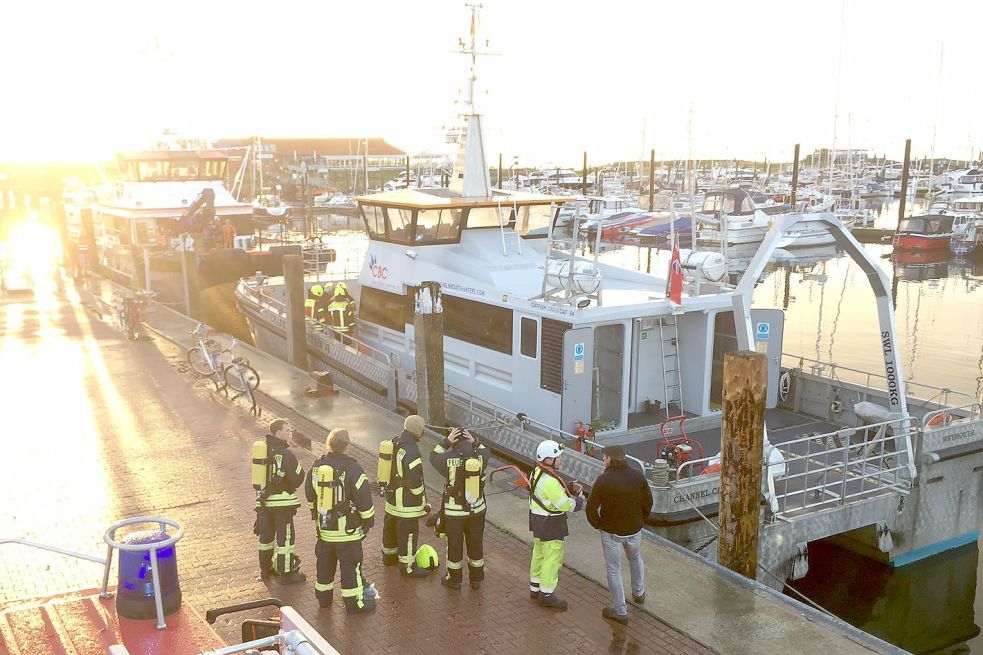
left=232, top=6, right=983, bottom=589
left=892, top=214, right=954, bottom=251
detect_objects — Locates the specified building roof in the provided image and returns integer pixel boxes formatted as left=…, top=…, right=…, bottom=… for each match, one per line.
left=356, top=188, right=576, bottom=210
left=214, top=137, right=406, bottom=158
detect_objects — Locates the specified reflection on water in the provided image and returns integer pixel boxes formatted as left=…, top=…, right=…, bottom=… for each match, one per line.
left=790, top=540, right=980, bottom=655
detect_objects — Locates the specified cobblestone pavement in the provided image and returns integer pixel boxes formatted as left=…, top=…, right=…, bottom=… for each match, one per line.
left=0, top=275, right=713, bottom=655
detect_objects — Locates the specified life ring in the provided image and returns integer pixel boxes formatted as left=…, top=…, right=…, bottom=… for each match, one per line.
left=926, top=412, right=952, bottom=428
left=701, top=462, right=721, bottom=475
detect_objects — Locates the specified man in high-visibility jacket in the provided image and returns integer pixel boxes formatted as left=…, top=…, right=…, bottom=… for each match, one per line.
left=528, top=439, right=585, bottom=610
left=305, top=284, right=327, bottom=322
left=430, top=427, right=488, bottom=590
left=382, top=414, right=430, bottom=577
left=327, top=282, right=356, bottom=336
left=304, top=428, right=377, bottom=614
left=255, top=419, right=307, bottom=584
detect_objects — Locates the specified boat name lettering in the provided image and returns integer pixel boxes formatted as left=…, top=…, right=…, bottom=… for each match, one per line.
left=529, top=301, right=576, bottom=317
left=882, top=331, right=900, bottom=406
left=439, top=282, right=486, bottom=297
left=941, top=430, right=975, bottom=445
left=672, top=486, right=720, bottom=504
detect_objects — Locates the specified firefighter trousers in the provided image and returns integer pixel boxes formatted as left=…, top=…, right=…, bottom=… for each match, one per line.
left=382, top=513, right=419, bottom=572
left=256, top=507, right=298, bottom=575
left=444, top=512, right=485, bottom=583
left=314, top=540, right=371, bottom=609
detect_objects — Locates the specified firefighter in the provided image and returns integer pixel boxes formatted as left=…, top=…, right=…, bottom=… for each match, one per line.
left=305, top=429, right=378, bottom=614
left=327, top=282, right=356, bottom=337
left=305, top=284, right=326, bottom=321
left=253, top=419, right=307, bottom=584
left=380, top=414, right=431, bottom=577
left=528, top=440, right=585, bottom=610
left=430, top=427, right=488, bottom=590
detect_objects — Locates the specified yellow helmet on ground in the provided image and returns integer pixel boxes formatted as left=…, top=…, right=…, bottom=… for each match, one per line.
left=310, top=284, right=325, bottom=297
left=415, top=544, right=439, bottom=572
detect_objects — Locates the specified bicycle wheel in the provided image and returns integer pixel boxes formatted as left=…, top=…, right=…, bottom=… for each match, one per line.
left=187, top=346, right=217, bottom=377
left=224, top=364, right=260, bottom=392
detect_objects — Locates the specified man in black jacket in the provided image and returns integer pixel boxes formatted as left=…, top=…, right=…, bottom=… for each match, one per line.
left=585, top=445, right=653, bottom=625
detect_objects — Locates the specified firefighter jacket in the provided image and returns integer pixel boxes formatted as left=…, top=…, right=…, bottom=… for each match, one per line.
left=430, top=437, right=488, bottom=517
left=384, top=430, right=427, bottom=518
left=256, top=434, right=305, bottom=509
left=528, top=465, right=584, bottom=542
left=304, top=453, right=375, bottom=543
left=328, top=294, right=355, bottom=332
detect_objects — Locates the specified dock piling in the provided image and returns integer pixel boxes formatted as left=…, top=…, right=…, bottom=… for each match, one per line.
left=283, top=254, right=308, bottom=371
left=718, top=350, right=767, bottom=580
left=582, top=152, right=588, bottom=198
left=414, top=281, right=446, bottom=428
left=898, top=139, right=912, bottom=223
left=790, top=144, right=800, bottom=207
left=648, top=149, right=655, bottom=212
left=180, top=235, right=201, bottom=319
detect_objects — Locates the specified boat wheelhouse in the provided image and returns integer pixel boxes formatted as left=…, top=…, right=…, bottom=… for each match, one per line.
left=92, top=149, right=252, bottom=285
left=892, top=214, right=955, bottom=251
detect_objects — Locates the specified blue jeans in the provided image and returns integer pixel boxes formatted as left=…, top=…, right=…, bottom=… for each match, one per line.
left=601, top=530, right=644, bottom=616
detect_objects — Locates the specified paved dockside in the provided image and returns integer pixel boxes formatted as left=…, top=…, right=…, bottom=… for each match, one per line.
left=0, top=271, right=908, bottom=655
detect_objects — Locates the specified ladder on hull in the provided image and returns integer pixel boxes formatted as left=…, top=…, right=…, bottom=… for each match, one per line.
left=659, top=316, right=683, bottom=414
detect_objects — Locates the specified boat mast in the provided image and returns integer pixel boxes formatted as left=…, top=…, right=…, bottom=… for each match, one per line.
left=450, top=3, right=493, bottom=197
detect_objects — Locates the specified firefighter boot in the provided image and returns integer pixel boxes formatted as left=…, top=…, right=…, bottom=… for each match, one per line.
left=468, top=562, right=484, bottom=590
left=441, top=567, right=462, bottom=590
left=538, top=592, right=568, bottom=611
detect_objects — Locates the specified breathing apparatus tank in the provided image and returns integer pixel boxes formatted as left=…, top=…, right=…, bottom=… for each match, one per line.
left=316, top=464, right=338, bottom=514
left=464, top=457, right=481, bottom=504
left=377, top=440, right=394, bottom=487
left=251, top=440, right=268, bottom=494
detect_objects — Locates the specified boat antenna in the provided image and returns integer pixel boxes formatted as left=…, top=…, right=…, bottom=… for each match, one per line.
left=450, top=3, right=495, bottom=197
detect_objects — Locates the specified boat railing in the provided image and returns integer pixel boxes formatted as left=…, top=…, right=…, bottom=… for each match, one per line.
left=676, top=455, right=717, bottom=480
left=781, top=353, right=978, bottom=408
left=770, top=419, right=914, bottom=518
left=921, top=402, right=983, bottom=429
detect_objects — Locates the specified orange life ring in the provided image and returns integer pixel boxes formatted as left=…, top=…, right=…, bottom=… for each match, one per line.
left=701, top=462, right=721, bottom=475
left=927, top=412, right=952, bottom=428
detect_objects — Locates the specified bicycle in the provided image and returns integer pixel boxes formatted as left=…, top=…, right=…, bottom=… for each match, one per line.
left=187, top=323, right=227, bottom=389
left=223, top=337, right=261, bottom=416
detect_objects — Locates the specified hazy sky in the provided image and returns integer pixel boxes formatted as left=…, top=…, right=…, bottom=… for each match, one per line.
left=3, top=0, right=981, bottom=165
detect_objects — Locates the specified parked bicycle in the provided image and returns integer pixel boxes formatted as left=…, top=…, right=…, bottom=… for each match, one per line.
left=223, top=338, right=261, bottom=416
left=115, top=290, right=155, bottom=340
left=187, top=323, right=227, bottom=388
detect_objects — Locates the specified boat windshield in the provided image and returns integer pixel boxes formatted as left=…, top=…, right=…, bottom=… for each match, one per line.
left=120, top=158, right=228, bottom=182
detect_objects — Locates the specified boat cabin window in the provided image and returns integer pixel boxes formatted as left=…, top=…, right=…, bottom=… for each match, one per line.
left=710, top=311, right=738, bottom=409
left=702, top=192, right=753, bottom=216
left=466, top=206, right=513, bottom=229
left=121, top=158, right=227, bottom=182
left=442, top=294, right=513, bottom=354
left=520, top=317, right=538, bottom=358
left=416, top=208, right=462, bottom=241
left=361, top=205, right=387, bottom=239
left=359, top=286, right=411, bottom=332
left=516, top=204, right=558, bottom=238
left=385, top=208, right=416, bottom=244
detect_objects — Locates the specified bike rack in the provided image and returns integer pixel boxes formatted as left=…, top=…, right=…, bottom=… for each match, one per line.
left=101, top=517, right=185, bottom=630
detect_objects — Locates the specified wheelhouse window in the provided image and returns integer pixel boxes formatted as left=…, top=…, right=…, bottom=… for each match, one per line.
left=359, top=286, right=411, bottom=332
left=465, top=206, right=513, bottom=229
left=520, top=317, right=538, bottom=358
left=385, top=208, right=416, bottom=243
left=361, top=205, right=386, bottom=239
left=516, top=204, right=558, bottom=238
left=416, top=208, right=462, bottom=242
left=442, top=294, right=513, bottom=354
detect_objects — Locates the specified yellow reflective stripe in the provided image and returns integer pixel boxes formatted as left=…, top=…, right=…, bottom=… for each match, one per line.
left=447, top=560, right=463, bottom=570
left=409, top=485, right=425, bottom=495
left=407, top=458, right=422, bottom=470
left=258, top=542, right=275, bottom=551
left=341, top=588, right=362, bottom=598
left=354, top=473, right=368, bottom=489
left=382, top=546, right=398, bottom=555
left=359, top=507, right=375, bottom=519
left=433, top=444, right=447, bottom=454
left=385, top=503, right=426, bottom=518
left=469, top=558, right=484, bottom=567
left=315, top=581, right=334, bottom=592
left=317, top=530, right=364, bottom=543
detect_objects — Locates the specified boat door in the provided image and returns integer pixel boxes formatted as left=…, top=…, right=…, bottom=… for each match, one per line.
left=560, top=327, right=594, bottom=435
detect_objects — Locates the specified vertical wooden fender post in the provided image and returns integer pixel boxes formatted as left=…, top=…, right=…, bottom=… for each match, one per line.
left=648, top=149, right=655, bottom=212
left=717, top=350, right=767, bottom=579
left=790, top=144, right=800, bottom=207
left=283, top=253, right=308, bottom=371
left=414, top=281, right=446, bottom=428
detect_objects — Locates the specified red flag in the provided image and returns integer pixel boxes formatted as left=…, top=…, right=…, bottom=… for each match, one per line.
left=666, top=242, right=683, bottom=305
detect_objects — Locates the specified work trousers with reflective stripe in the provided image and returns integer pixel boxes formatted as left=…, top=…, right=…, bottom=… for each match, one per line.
left=444, top=512, right=485, bottom=583
left=315, top=540, right=368, bottom=609
left=382, top=513, right=418, bottom=572
left=529, top=538, right=565, bottom=595
left=256, top=507, right=298, bottom=575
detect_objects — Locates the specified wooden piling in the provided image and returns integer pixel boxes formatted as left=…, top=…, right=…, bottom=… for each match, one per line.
left=283, top=253, right=308, bottom=371
left=648, top=149, right=655, bottom=212
left=790, top=144, right=800, bottom=207
left=898, top=139, right=912, bottom=223
left=582, top=152, right=588, bottom=197
left=498, top=153, right=503, bottom=188
left=717, top=350, right=767, bottom=580
left=414, top=281, right=446, bottom=427
left=180, top=235, right=201, bottom=319
left=405, top=156, right=411, bottom=189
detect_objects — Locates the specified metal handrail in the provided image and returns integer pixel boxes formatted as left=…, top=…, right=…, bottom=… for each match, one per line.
left=101, top=517, right=184, bottom=630
left=922, top=402, right=983, bottom=428
left=782, top=353, right=977, bottom=406
left=0, top=537, right=106, bottom=565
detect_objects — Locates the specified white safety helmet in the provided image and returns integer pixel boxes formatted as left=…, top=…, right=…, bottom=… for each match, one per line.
left=536, top=440, right=564, bottom=462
